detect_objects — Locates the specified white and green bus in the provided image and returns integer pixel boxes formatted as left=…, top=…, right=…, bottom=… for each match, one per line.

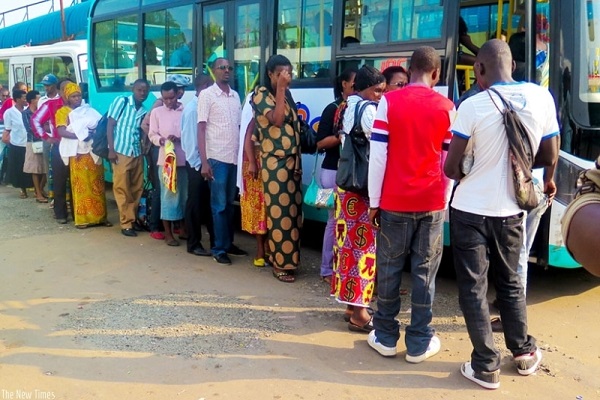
left=86, top=0, right=598, bottom=270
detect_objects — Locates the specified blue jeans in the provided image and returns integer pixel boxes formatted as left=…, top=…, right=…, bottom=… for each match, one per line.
left=319, top=168, right=337, bottom=277
left=517, top=187, right=548, bottom=295
left=450, top=208, right=537, bottom=373
left=208, top=159, right=237, bottom=256
left=373, top=210, right=444, bottom=356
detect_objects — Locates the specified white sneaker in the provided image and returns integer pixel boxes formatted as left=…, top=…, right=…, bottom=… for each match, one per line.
left=405, top=336, right=441, bottom=363
left=367, top=330, right=397, bottom=357
left=514, top=348, right=543, bottom=376
left=461, top=361, right=500, bottom=390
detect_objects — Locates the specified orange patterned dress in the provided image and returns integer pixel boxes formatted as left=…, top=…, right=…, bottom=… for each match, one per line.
left=241, top=153, right=267, bottom=235
left=55, top=106, right=108, bottom=227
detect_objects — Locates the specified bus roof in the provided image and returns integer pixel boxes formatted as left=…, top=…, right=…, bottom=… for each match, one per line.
left=0, top=40, right=87, bottom=58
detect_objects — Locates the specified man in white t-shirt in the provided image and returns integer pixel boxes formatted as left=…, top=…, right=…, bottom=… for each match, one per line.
left=444, top=39, right=559, bottom=390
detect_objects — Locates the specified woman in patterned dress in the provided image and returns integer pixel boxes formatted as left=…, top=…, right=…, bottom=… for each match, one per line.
left=55, top=83, right=110, bottom=228
left=331, top=65, right=386, bottom=332
left=252, top=55, right=302, bottom=283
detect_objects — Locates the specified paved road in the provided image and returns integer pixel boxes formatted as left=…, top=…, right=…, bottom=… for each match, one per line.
left=0, top=184, right=598, bottom=399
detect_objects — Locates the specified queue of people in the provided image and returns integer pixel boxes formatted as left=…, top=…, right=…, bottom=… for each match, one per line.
left=0, top=39, right=560, bottom=390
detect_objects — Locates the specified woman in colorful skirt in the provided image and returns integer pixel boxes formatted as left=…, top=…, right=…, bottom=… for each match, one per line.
left=55, top=82, right=110, bottom=228
left=331, top=65, right=386, bottom=332
left=252, top=55, right=302, bottom=283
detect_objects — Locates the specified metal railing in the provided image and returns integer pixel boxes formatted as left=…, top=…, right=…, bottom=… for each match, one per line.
left=0, top=0, right=81, bottom=28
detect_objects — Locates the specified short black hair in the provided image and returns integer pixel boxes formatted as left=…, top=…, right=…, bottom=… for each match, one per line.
left=133, top=79, right=150, bottom=88
left=26, top=90, right=40, bottom=103
left=160, top=81, right=178, bottom=93
left=410, top=46, right=441, bottom=74
left=354, top=65, right=385, bottom=92
left=12, top=89, right=26, bottom=101
left=382, top=66, right=408, bottom=85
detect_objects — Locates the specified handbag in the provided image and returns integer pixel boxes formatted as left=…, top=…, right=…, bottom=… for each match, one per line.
left=31, top=141, right=44, bottom=154
left=298, top=118, right=318, bottom=154
left=335, top=100, right=376, bottom=194
left=487, top=88, right=538, bottom=211
left=303, top=154, right=334, bottom=209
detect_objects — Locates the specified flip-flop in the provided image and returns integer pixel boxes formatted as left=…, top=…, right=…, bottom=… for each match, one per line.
left=19, top=192, right=28, bottom=199
left=253, top=258, right=265, bottom=267
left=36, top=198, right=49, bottom=203
left=348, top=316, right=374, bottom=333
left=272, top=269, right=295, bottom=283
left=166, top=239, right=180, bottom=247
left=344, top=307, right=375, bottom=323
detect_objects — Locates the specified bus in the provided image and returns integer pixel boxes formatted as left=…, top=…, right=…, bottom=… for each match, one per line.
left=0, top=40, right=88, bottom=94
left=86, top=0, right=596, bottom=270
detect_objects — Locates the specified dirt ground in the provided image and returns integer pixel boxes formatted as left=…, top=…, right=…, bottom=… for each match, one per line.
left=0, top=184, right=599, bottom=400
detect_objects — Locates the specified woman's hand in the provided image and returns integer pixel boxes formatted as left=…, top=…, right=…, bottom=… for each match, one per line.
left=248, top=161, right=258, bottom=179
left=278, top=69, right=291, bottom=89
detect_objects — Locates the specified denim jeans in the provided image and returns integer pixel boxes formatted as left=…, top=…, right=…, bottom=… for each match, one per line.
left=319, top=168, right=337, bottom=277
left=208, top=159, right=237, bottom=256
left=450, top=208, right=537, bottom=373
left=517, top=189, right=548, bottom=295
left=373, top=210, right=444, bottom=356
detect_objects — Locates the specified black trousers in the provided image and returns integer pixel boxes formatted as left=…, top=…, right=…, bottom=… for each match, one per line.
left=51, top=144, right=70, bottom=220
left=185, top=163, right=214, bottom=252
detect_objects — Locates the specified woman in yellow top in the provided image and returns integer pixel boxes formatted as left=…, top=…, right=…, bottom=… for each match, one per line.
left=55, top=83, right=110, bottom=228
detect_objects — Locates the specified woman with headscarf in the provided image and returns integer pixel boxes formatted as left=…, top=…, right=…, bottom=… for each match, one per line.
left=252, top=55, right=302, bottom=283
left=331, top=65, right=385, bottom=332
left=55, top=82, right=110, bottom=228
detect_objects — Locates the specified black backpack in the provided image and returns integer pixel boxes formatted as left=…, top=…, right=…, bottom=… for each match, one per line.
left=92, top=96, right=128, bottom=159
left=335, top=100, right=377, bottom=194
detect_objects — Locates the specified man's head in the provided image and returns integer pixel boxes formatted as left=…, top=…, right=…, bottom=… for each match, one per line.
left=13, top=81, right=27, bottom=92
left=160, top=81, right=179, bottom=110
left=168, top=74, right=190, bottom=99
left=26, top=90, right=40, bottom=108
left=132, top=79, right=150, bottom=104
left=474, top=39, right=514, bottom=89
left=211, top=58, right=233, bottom=84
left=194, top=74, right=214, bottom=96
left=409, top=46, right=441, bottom=87
left=0, top=88, right=9, bottom=103
left=12, top=89, right=27, bottom=107
left=41, top=74, right=59, bottom=96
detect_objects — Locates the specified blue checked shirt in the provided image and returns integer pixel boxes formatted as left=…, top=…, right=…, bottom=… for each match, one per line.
left=108, top=95, right=148, bottom=157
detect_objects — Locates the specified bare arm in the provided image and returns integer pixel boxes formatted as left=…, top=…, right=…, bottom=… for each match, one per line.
left=444, top=136, right=469, bottom=181
left=244, top=119, right=258, bottom=179
left=265, top=71, right=292, bottom=127
left=533, top=135, right=559, bottom=169
left=57, top=125, right=77, bottom=140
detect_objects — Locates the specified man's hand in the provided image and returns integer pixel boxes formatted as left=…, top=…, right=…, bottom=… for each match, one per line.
left=167, top=135, right=180, bottom=143
left=369, top=208, right=380, bottom=228
left=201, top=163, right=213, bottom=180
left=108, top=149, right=118, bottom=164
left=544, top=179, right=557, bottom=205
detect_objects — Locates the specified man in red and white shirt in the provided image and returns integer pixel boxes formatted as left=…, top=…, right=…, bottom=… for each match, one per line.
left=367, top=46, right=455, bottom=363
left=197, top=57, right=245, bottom=265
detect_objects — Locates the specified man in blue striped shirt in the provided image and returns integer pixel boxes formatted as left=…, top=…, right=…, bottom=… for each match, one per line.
left=107, top=79, right=150, bottom=237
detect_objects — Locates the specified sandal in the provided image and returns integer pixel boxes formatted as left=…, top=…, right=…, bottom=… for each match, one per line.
left=344, top=307, right=374, bottom=323
left=19, top=192, right=28, bottom=199
left=166, top=239, right=180, bottom=247
left=348, top=316, right=374, bottom=333
left=272, top=269, right=295, bottom=283
left=36, top=197, right=49, bottom=203
left=400, top=288, right=408, bottom=295
left=253, top=258, right=265, bottom=267
left=102, top=221, right=113, bottom=227
left=321, top=275, right=332, bottom=285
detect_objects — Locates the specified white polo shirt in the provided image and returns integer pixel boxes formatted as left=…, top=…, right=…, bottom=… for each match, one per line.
left=4, top=106, right=27, bottom=147
left=450, top=82, right=559, bottom=217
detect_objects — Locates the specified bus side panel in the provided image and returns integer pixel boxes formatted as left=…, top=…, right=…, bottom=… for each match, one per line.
left=548, top=202, right=581, bottom=268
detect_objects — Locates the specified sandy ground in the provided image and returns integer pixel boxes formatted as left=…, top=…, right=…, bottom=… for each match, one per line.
left=0, top=184, right=599, bottom=400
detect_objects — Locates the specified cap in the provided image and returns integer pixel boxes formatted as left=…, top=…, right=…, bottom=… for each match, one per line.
left=168, top=74, right=191, bottom=87
left=40, top=74, right=58, bottom=86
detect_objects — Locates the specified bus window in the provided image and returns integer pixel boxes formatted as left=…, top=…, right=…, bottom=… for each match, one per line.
left=276, top=0, right=334, bottom=80
left=93, top=15, right=138, bottom=89
left=203, top=6, right=226, bottom=70
left=234, top=1, right=261, bottom=97
left=33, top=56, right=75, bottom=93
left=0, top=60, right=8, bottom=87
left=144, top=5, right=193, bottom=85
left=342, top=0, right=444, bottom=45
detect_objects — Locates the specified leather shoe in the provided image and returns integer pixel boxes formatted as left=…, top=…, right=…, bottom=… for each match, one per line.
left=121, top=228, right=137, bottom=237
left=188, top=246, right=210, bottom=257
left=213, top=253, right=232, bottom=265
left=227, top=244, right=248, bottom=256
left=132, top=221, right=144, bottom=232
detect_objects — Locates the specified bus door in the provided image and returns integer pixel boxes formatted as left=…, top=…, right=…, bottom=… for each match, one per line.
left=200, top=0, right=263, bottom=99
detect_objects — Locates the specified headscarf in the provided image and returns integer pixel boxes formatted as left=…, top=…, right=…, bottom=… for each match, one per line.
left=63, top=82, right=81, bottom=99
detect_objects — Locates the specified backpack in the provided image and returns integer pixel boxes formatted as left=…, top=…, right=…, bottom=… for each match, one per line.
left=92, top=96, right=128, bottom=159
left=335, top=100, right=377, bottom=194
left=487, top=88, right=538, bottom=211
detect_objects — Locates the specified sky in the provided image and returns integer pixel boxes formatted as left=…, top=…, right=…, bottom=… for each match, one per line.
left=0, top=0, right=76, bottom=28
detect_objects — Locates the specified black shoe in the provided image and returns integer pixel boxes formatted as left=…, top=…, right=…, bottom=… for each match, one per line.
left=188, top=246, right=210, bottom=257
left=227, top=244, right=248, bottom=257
left=56, top=218, right=67, bottom=224
left=121, top=228, right=137, bottom=237
left=132, top=221, right=144, bottom=232
left=213, top=253, right=232, bottom=265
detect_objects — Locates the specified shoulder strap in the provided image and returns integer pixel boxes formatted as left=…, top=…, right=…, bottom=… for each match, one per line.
left=350, top=100, right=375, bottom=134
